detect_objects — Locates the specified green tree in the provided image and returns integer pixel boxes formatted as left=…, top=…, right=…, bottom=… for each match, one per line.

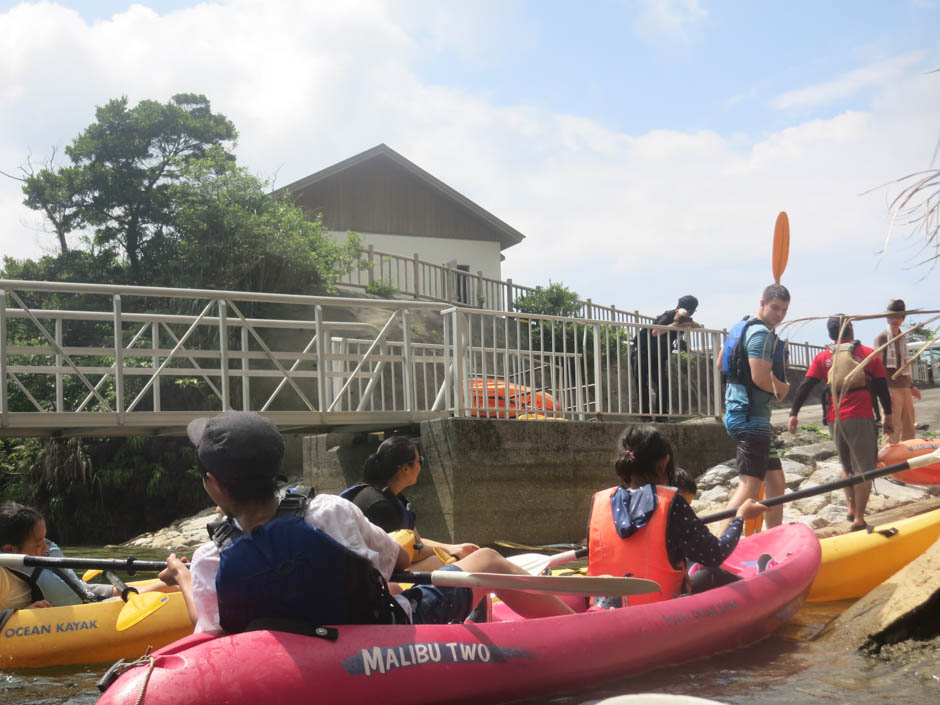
left=20, top=93, right=237, bottom=276
left=159, top=147, right=360, bottom=294
left=513, top=280, right=583, bottom=316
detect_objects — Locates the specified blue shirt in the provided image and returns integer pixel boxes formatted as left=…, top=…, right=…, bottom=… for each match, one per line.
left=724, top=321, right=777, bottom=436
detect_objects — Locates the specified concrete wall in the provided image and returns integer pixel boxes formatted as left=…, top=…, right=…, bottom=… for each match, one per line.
left=303, top=418, right=737, bottom=546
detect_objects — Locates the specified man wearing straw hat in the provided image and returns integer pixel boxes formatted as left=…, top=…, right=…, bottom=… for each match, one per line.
left=874, top=299, right=921, bottom=443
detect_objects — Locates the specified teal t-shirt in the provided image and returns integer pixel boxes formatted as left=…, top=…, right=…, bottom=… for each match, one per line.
left=724, top=321, right=777, bottom=436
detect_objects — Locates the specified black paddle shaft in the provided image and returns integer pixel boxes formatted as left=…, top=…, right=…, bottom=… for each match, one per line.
left=699, top=456, right=920, bottom=524
left=18, top=555, right=168, bottom=574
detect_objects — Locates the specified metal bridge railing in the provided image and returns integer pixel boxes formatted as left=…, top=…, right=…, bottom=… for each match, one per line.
left=9, top=279, right=919, bottom=437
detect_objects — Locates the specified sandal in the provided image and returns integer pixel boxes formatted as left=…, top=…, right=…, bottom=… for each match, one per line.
left=846, top=513, right=854, bottom=522
left=850, top=523, right=869, bottom=532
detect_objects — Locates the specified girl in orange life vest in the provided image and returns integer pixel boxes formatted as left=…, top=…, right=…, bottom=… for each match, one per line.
left=587, top=425, right=767, bottom=604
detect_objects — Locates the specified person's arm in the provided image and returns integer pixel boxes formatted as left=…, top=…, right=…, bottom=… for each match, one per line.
left=158, top=553, right=196, bottom=625
left=750, top=357, right=790, bottom=399
left=666, top=497, right=766, bottom=568
left=867, top=356, right=894, bottom=435
left=787, top=376, right=820, bottom=433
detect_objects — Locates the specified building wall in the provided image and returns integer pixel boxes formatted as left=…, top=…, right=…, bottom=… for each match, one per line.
left=328, top=229, right=503, bottom=281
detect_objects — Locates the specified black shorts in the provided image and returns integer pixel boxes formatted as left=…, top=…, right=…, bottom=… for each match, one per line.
left=736, top=431, right=772, bottom=480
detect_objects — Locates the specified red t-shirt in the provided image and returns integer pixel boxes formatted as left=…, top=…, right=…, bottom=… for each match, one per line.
left=805, top=343, right=887, bottom=422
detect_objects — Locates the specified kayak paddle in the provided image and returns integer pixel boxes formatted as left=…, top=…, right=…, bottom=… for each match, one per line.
left=392, top=569, right=658, bottom=596
left=493, top=540, right=584, bottom=552
left=772, top=211, right=789, bottom=284
left=699, top=446, right=940, bottom=524
left=0, top=554, right=170, bottom=573
left=0, top=553, right=658, bottom=598
left=102, top=569, right=170, bottom=632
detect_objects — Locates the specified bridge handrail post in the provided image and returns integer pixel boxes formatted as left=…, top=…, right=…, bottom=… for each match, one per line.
left=315, top=305, right=326, bottom=412
left=592, top=320, right=603, bottom=414
left=0, top=290, right=6, bottom=423
left=55, top=318, right=64, bottom=413
left=152, top=322, right=161, bottom=412
left=242, top=326, right=255, bottom=411
left=219, top=300, right=230, bottom=411
left=711, top=330, right=723, bottom=417
left=113, top=295, right=125, bottom=423
left=401, top=309, right=414, bottom=412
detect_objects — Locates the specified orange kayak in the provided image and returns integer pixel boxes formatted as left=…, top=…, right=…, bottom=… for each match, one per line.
left=878, top=439, right=940, bottom=485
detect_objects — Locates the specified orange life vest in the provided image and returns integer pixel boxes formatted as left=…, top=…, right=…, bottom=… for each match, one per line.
left=587, top=485, right=685, bottom=605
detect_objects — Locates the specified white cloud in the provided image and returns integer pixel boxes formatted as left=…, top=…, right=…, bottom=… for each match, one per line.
left=0, top=1, right=937, bottom=344
left=772, top=51, right=927, bottom=110
left=633, top=0, right=708, bottom=42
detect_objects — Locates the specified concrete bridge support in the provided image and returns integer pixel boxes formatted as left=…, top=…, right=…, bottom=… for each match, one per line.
left=303, top=418, right=737, bottom=545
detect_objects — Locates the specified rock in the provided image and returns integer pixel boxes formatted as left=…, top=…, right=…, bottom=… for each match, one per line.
left=697, top=464, right=736, bottom=490
left=803, top=459, right=843, bottom=486
left=825, top=534, right=940, bottom=651
left=118, top=505, right=221, bottom=552
left=786, top=441, right=838, bottom=463
left=866, top=479, right=933, bottom=514
left=783, top=471, right=805, bottom=490
left=780, top=457, right=811, bottom=477
left=791, top=492, right=839, bottom=516
left=698, top=486, right=729, bottom=505
left=777, top=429, right=830, bottom=449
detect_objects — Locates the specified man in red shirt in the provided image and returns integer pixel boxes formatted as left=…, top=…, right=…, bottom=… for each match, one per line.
left=788, top=316, right=893, bottom=531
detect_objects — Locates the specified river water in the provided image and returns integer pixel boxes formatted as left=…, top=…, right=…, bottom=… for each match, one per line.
left=3, top=551, right=938, bottom=705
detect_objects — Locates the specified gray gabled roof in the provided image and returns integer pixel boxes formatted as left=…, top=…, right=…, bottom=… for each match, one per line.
left=275, top=143, right=525, bottom=250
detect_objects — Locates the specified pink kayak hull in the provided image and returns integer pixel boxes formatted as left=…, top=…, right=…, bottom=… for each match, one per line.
left=96, top=523, right=820, bottom=705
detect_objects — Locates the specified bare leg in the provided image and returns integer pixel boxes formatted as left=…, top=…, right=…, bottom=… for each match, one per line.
left=453, top=548, right=574, bottom=618
left=850, top=476, right=872, bottom=529
left=763, top=469, right=785, bottom=529
left=718, top=474, right=763, bottom=535
left=841, top=485, right=855, bottom=520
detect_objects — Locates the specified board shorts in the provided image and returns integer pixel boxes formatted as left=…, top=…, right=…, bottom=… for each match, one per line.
left=831, top=417, right=878, bottom=474
left=734, top=431, right=773, bottom=480
left=402, top=565, right=473, bottom=625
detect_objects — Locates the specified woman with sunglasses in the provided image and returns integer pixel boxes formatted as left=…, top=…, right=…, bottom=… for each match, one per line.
left=342, top=437, right=480, bottom=570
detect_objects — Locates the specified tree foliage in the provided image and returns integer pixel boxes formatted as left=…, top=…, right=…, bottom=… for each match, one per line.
left=20, top=93, right=238, bottom=276
left=513, top=280, right=583, bottom=317
left=1, top=93, right=362, bottom=542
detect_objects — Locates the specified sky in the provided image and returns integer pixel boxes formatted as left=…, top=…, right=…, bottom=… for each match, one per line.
left=1, top=0, right=938, bottom=347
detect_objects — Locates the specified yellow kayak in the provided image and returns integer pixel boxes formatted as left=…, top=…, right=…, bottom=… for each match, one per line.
left=0, top=583, right=193, bottom=669
left=807, top=507, right=940, bottom=602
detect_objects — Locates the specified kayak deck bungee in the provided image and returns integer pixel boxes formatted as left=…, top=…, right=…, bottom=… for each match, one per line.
left=1, top=582, right=193, bottom=669
left=95, top=523, right=820, bottom=705
left=807, top=506, right=940, bottom=602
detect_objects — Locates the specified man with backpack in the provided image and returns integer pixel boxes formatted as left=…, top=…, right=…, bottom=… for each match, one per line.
left=787, top=316, right=893, bottom=532
left=716, top=284, right=791, bottom=534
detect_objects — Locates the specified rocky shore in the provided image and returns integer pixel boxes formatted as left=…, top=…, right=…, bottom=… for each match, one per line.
left=690, top=426, right=940, bottom=530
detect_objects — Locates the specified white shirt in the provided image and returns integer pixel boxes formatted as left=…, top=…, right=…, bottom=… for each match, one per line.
left=190, top=493, right=407, bottom=632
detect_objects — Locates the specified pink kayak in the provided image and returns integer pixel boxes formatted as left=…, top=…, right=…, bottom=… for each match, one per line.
left=95, top=523, right=819, bottom=705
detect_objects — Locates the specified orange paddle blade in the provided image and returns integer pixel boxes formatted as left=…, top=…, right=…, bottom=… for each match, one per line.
left=772, top=211, right=790, bottom=284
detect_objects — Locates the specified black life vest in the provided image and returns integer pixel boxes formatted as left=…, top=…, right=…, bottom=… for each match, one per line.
left=340, top=483, right=416, bottom=531
left=210, top=490, right=408, bottom=634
